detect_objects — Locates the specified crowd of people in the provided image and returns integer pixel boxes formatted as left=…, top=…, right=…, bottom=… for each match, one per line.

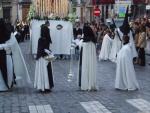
left=14, top=20, right=30, bottom=43
left=73, top=17, right=150, bottom=66
left=73, top=8, right=150, bottom=91
left=0, top=7, right=150, bottom=93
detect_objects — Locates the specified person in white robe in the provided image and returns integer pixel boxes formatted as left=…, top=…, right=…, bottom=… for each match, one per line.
left=0, top=19, right=31, bottom=91
left=109, top=28, right=137, bottom=62
left=109, top=7, right=137, bottom=62
left=109, top=28, right=123, bottom=62
left=34, top=21, right=54, bottom=92
left=115, top=35, right=139, bottom=91
left=78, top=24, right=97, bottom=91
left=99, top=30, right=112, bottom=60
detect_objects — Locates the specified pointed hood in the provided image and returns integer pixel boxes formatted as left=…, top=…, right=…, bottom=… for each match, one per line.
left=119, top=6, right=130, bottom=35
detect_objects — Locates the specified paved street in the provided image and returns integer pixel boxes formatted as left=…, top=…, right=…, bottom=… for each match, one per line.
left=0, top=40, right=150, bottom=113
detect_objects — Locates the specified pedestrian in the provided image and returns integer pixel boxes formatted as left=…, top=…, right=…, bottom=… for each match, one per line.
left=73, top=21, right=82, bottom=59
left=99, top=29, right=112, bottom=61
left=78, top=23, right=97, bottom=91
left=0, top=18, right=31, bottom=92
left=137, top=25, right=147, bottom=66
left=115, top=35, right=139, bottom=91
left=34, top=20, right=54, bottom=92
left=133, top=22, right=140, bottom=64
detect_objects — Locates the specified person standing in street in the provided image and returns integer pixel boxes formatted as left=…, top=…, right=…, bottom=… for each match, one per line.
left=137, top=26, right=147, bottom=66
left=78, top=23, right=97, bottom=91
left=115, top=35, right=139, bottom=91
left=34, top=20, right=54, bottom=92
left=0, top=18, right=31, bottom=92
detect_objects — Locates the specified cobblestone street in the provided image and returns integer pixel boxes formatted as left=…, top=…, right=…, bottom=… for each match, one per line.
left=0, top=41, right=150, bottom=113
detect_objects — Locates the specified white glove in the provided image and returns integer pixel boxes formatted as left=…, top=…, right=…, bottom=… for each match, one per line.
left=77, top=35, right=82, bottom=39
left=44, top=49, right=51, bottom=54
left=0, top=44, right=7, bottom=50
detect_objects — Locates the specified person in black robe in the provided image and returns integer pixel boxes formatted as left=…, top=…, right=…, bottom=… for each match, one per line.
left=0, top=18, right=9, bottom=89
left=34, top=20, right=54, bottom=92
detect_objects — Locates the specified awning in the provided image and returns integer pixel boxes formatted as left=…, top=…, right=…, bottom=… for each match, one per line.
left=133, top=0, right=146, bottom=4
left=92, top=0, right=115, bottom=5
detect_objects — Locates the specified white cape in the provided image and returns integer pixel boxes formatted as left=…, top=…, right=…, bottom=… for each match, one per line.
left=109, top=28, right=137, bottom=62
left=0, top=33, right=31, bottom=90
left=115, top=43, right=139, bottom=90
left=79, top=42, right=97, bottom=91
left=99, top=34, right=112, bottom=60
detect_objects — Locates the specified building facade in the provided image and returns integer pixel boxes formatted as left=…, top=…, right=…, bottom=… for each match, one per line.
left=18, top=0, right=31, bottom=22
left=73, top=0, right=149, bottom=23
left=73, top=0, right=115, bottom=23
left=0, top=0, right=18, bottom=24
left=0, top=0, right=31, bottom=25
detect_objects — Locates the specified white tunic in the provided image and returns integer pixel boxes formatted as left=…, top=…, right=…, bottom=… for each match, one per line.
left=79, top=42, right=97, bottom=91
left=115, top=43, right=139, bottom=90
left=99, top=34, right=112, bottom=60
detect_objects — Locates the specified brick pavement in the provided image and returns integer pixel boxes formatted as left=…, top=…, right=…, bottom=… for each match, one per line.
left=0, top=41, right=150, bottom=113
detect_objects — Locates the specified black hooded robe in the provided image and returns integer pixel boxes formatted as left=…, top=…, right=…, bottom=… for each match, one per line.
left=35, top=24, right=54, bottom=90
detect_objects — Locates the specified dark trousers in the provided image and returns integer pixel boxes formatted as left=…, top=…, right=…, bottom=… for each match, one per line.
left=0, top=50, right=9, bottom=88
left=47, top=62, right=54, bottom=89
left=138, top=48, right=145, bottom=66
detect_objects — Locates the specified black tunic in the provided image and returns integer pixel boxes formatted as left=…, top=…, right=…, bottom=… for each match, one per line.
left=0, top=19, right=11, bottom=89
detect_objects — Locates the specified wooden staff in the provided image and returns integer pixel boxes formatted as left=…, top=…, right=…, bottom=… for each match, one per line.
left=39, top=0, right=41, bottom=16
left=58, top=0, right=61, bottom=17
left=55, top=0, right=57, bottom=16
left=43, top=0, right=45, bottom=16
left=48, top=0, right=49, bottom=16
left=53, top=0, right=55, bottom=15
left=36, top=0, right=38, bottom=15
left=49, top=0, right=54, bottom=14
left=48, top=0, right=50, bottom=16
left=57, top=0, right=59, bottom=16
left=42, top=0, right=43, bottom=16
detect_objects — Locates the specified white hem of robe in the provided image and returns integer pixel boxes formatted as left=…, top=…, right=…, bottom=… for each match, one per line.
left=115, top=44, right=139, bottom=91
left=99, top=34, right=112, bottom=61
left=80, top=42, right=97, bottom=91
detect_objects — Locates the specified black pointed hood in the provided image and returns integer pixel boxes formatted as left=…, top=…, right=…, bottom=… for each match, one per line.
left=119, top=6, right=130, bottom=35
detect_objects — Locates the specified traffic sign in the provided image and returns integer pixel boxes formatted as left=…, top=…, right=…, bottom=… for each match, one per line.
left=94, top=8, right=101, bottom=16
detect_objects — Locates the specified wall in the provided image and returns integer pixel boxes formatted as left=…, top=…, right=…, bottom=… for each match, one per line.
left=11, top=0, right=18, bottom=25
